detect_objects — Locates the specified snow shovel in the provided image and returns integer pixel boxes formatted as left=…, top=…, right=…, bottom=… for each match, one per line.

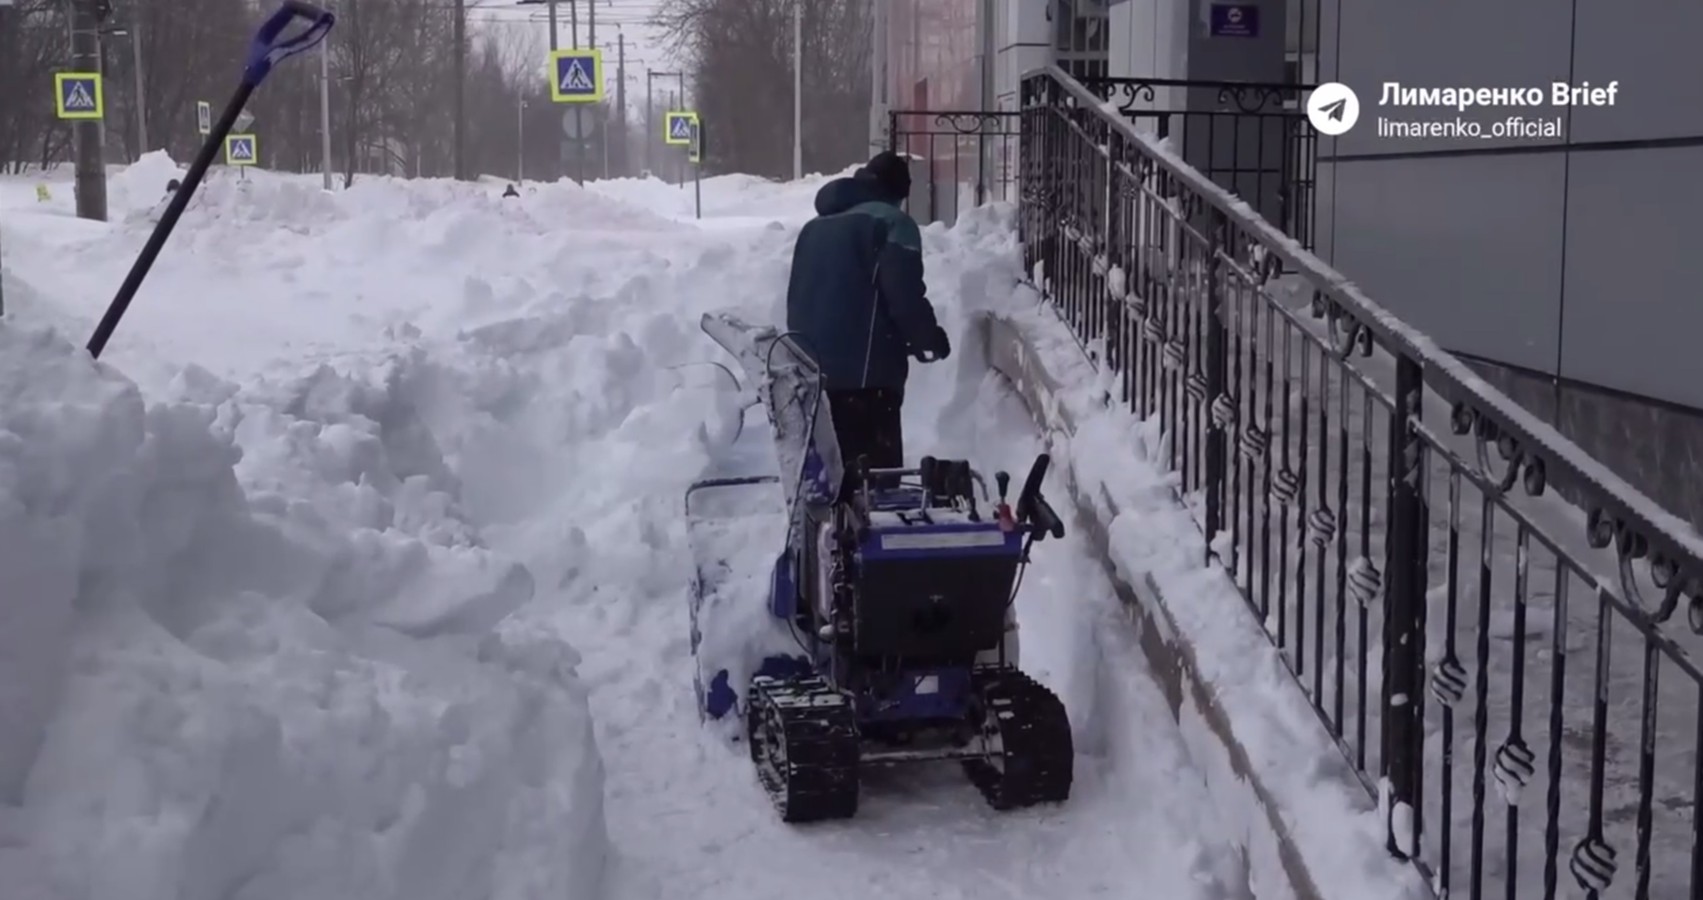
left=85, top=0, right=335, bottom=360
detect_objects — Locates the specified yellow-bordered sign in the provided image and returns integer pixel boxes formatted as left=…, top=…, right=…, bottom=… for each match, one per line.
left=54, top=72, right=103, bottom=120
left=225, top=134, right=259, bottom=166
left=664, top=110, right=697, bottom=147
left=549, top=49, right=604, bottom=103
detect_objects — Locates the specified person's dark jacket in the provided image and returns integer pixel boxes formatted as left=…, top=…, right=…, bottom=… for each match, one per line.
left=784, top=174, right=944, bottom=391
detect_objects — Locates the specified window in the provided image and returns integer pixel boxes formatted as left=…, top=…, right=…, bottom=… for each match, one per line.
left=1052, top=0, right=1109, bottom=78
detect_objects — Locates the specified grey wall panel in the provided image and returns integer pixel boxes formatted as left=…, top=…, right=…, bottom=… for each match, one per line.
left=1559, top=146, right=1703, bottom=409
left=1332, top=0, right=1571, bottom=157
left=1329, top=153, right=1565, bottom=373
left=1315, top=0, right=1340, bottom=83
left=1311, top=153, right=1336, bottom=264
left=1185, top=0, right=1288, bottom=84
left=1571, top=0, right=1703, bottom=143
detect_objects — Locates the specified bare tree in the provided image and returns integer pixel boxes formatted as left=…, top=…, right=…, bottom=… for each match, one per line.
left=0, top=0, right=646, bottom=184
left=656, top=0, right=871, bottom=179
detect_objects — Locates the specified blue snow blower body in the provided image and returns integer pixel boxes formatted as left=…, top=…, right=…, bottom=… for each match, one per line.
left=683, top=311, right=1073, bottom=823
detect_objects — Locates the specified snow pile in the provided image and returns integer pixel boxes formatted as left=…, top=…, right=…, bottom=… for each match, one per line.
left=585, top=167, right=854, bottom=221
left=955, top=201, right=1429, bottom=900
left=107, top=150, right=186, bottom=218
left=0, top=320, right=607, bottom=900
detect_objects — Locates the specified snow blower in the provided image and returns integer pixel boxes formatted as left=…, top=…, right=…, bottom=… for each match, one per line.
left=683, top=311, right=1073, bottom=822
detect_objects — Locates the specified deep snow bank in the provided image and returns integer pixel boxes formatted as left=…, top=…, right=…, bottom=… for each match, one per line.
left=0, top=318, right=607, bottom=900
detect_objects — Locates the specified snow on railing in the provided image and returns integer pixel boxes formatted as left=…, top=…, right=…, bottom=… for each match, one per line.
left=1019, top=62, right=1703, bottom=900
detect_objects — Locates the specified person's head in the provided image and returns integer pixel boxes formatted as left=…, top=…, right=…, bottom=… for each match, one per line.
left=859, top=151, right=911, bottom=204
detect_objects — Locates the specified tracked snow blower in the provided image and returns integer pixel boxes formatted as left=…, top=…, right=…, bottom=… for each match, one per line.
left=684, top=311, right=1073, bottom=823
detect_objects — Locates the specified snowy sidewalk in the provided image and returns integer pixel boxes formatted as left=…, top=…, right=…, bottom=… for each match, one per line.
left=0, top=159, right=1380, bottom=899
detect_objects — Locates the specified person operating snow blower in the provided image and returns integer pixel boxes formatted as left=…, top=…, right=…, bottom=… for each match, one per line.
left=785, top=151, right=950, bottom=494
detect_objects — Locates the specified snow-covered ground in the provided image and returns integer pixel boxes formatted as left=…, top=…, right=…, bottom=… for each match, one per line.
left=0, top=157, right=1385, bottom=899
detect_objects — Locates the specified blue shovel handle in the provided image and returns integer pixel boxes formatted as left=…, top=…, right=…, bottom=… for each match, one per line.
left=243, top=1, right=336, bottom=87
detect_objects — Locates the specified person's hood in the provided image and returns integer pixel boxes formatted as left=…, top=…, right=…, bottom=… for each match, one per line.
left=813, top=173, right=888, bottom=216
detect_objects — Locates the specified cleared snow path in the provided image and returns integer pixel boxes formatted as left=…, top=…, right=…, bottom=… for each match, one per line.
left=557, top=191, right=1264, bottom=900
left=2, top=159, right=1273, bottom=900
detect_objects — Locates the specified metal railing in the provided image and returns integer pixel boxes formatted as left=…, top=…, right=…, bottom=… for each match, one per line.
left=1019, top=64, right=1703, bottom=898
left=1075, top=75, right=1318, bottom=250
left=887, top=109, right=1021, bottom=227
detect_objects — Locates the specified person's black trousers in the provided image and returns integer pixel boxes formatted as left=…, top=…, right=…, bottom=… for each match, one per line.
left=825, top=387, right=904, bottom=495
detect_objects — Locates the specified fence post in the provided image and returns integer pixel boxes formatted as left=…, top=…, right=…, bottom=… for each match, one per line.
left=1381, top=353, right=1429, bottom=858
left=1203, top=211, right=1229, bottom=566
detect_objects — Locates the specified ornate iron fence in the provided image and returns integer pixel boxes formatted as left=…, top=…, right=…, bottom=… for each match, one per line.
left=1019, top=64, right=1703, bottom=898
left=1076, top=75, right=1317, bottom=250
left=886, top=109, right=1022, bottom=227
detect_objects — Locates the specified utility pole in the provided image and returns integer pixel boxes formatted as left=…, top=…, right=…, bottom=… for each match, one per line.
left=70, top=0, right=107, bottom=221
left=568, top=0, right=582, bottom=183
left=0, top=0, right=12, bottom=314
left=645, top=70, right=684, bottom=181
left=589, top=0, right=599, bottom=179
left=792, top=0, right=801, bottom=180
left=615, top=32, right=626, bottom=176
left=517, top=98, right=525, bottom=181
left=319, top=34, right=333, bottom=189
left=870, top=0, right=887, bottom=152
left=130, top=14, right=147, bottom=155
left=546, top=0, right=557, bottom=49
left=452, top=0, right=466, bottom=179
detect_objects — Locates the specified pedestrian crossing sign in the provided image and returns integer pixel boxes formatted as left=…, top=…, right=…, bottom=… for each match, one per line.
left=197, top=101, right=212, bottom=136
left=665, top=111, right=698, bottom=146
left=225, top=134, right=258, bottom=166
left=54, top=72, right=103, bottom=120
left=549, top=49, right=603, bottom=103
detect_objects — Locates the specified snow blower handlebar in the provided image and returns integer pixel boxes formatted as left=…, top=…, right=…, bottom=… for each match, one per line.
left=86, top=1, right=335, bottom=360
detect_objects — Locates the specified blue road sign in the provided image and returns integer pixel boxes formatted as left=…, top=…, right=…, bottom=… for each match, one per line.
left=54, top=72, right=103, bottom=120
left=225, top=134, right=258, bottom=166
left=549, top=49, right=604, bottom=103
left=665, top=111, right=698, bottom=146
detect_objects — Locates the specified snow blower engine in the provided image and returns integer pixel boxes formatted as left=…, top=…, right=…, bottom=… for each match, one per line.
left=682, top=312, right=1074, bottom=824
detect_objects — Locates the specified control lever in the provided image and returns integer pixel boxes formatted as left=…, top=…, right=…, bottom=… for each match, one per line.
left=1014, top=454, right=1066, bottom=541
left=993, top=470, right=1015, bottom=531
left=1029, top=496, right=1066, bottom=540
left=950, top=460, right=980, bottom=521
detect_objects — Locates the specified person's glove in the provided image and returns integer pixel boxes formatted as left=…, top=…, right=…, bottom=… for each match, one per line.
left=915, top=325, right=951, bottom=362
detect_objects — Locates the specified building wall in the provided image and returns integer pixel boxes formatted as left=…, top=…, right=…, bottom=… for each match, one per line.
left=1314, top=0, right=1703, bottom=413
left=1313, top=0, right=1703, bottom=525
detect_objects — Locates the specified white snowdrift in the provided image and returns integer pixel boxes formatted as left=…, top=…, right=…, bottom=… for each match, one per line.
left=0, top=319, right=607, bottom=900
